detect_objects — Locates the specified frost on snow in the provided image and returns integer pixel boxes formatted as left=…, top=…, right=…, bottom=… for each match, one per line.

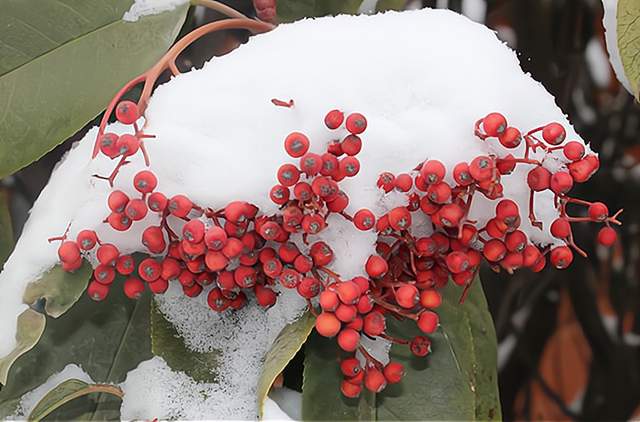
left=122, top=0, right=189, bottom=22
left=8, top=364, right=93, bottom=419
left=602, top=0, right=633, bottom=94
left=0, top=7, right=595, bottom=414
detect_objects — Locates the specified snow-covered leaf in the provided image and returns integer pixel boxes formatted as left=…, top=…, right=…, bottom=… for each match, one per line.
left=0, top=0, right=189, bottom=178
left=0, top=289, right=152, bottom=420
left=302, top=278, right=500, bottom=420
left=0, top=309, right=45, bottom=389
left=151, top=301, right=220, bottom=383
left=257, top=311, right=315, bottom=418
left=277, top=0, right=363, bottom=22
left=617, top=0, right=640, bottom=98
left=0, top=189, right=13, bottom=266
left=28, top=379, right=122, bottom=422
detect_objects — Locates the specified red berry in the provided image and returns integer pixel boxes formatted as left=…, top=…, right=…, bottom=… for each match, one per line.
left=496, top=199, right=520, bottom=226
left=588, top=202, right=608, bottom=222
left=316, top=312, right=341, bottom=337
left=116, top=255, right=135, bottom=275
left=76, top=230, right=98, bottom=250
left=124, top=276, right=145, bottom=299
left=320, top=154, right=339, bottom=177
left=183, top=219, right=205, bottom=243
left=542, top=122, right=566, bottom=145
left=325, top=109, right=344, bottom=129
left=133, top=170, right=157, bottom=194
left=310, top=241, right=333, bottom=266
left=94, top=264, right=115, bottom=285
left=326, top=191, right=349, bottom=213
left=388, top=207, right=412, bottom=231
left=483, top=239, right=506, bottom=262
left=99, top=133, right=120, bottom=158
left=526, top=166, right=551, bottom=191
left=393, top=173, right=413, bottom=192
left=563, top=141, right=585, bottom=161
left=435, top=203, right=464, bottom=228
left=107, top=212, right=132, bottom=231
left=427, top=182, right=451, bottom=204
left=335, top=304, right=357, bottom=323
left=142, top=226, right=166, bottom=253
left=340, top=357, right=362, bottom=377
left=115, top=100, right=139, bottom=124
left=550, top=171, right=574, bottom=195
left=597, top=227, right=617, bottom=247
left=207, top=288, right=229, bottom=312
left=550, top=218, right=571, bottom=239
left=383, top=362, right=405, bottom=384
left=341, top=135, right=362, bottom=156
left=345, top=113, right=367, bottom=134
left=178, top=269, right=195, bottom=288
left=278, top=268, right=302, bottom=289
left=550, top=246, right=573, bottom=269
left=410, top=336, right=431, bottom=357
left=523, top=245, right=543, bottom=268
left=297, top=277, right=321, bottom=299
left=205, top=251, right=229, bottom=271
left=395, top=284, right=419, bottom=308
left=420, top=160, right=446, bottom=184
left=497, top=154, right=516, bottom=175
left=299, top=153, right=323, bottom=176
left=183, top=282, right=203, bottom=298
left=255, top=285, right=278, bottom=308
left=222, top=237, right=244, bottom=258
left=420, top=289, right=442, bottom=308
left=277, top=164, right=300, bottom=187
left=337, top=328, right=360, bottom=352
left=293, top=182, right=313, bottom=201
left=417, top=310, right=439, bottom=334
left=364, top=368, right=387, bottom=393
left=340, top=380, right=362, bottom=398
left=57, top=240, right=81, bottom=263
left=147, top=192, right=168, bottom=212
left=124, top=199, right=148, bottom=221
left=498, top=127, right=522, bottom=148
left=336, top=281, right=361, bottom=305
left=505, top=230, right=527, bottom=252
left=138, top=258, right=161, bottom=282
left=482, top=112, right=507, bottom=136
left=453, top=162, right=473, bottom=186
left=469, top=156, right=495, bottom=182
left=149, top=278, right=169, bottom=294
left=284, top=132, right=310, bottom=158
left=445, top=251, right=470, bottom=274
left=363, top=311, right=386, bottom=336
left=108, top=190, right=129, bottom=213
left=96, top=243, right=119, bottom=266
left=116, top=134, right=139, bottom=157
left=87, top=280, right=109, bottom=301
left=568, top=156, right=598, bottom=182
left=377, top=172, right=395, bottom=192
left=320, top=290, right=340, bottom=312
left=234, top=265, right=257, bottom=288
left=365, top=255, right=388, bottom=278
left=204, top=226, right=227, bottom=250
left=294, top=254, right=313, bottom=273
left=500, top=252, right=523, bottom=272
left=168, top=195, right=193, bottom=218
left=353, top=209, right=376, bottom=231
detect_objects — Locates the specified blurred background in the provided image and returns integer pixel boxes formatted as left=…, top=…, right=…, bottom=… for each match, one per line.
left=1, top=0, right=638, bottom=420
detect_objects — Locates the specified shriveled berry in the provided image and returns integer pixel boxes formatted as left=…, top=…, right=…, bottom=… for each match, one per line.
left=410, top=336, right=431, bottom=357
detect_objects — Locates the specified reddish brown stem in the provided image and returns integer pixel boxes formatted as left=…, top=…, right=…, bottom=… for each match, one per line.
left=271, top=98, right=294, bottom=108
left=528, top=190, right=543, bottom=230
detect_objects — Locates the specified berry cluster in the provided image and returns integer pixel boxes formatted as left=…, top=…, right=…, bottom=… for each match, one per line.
left=50, top=101, right=620, bottom=398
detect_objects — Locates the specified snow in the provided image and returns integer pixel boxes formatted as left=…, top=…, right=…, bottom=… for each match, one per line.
left=122, top=0, right=189, bottom=22
left=602, top=0, right=634, bottom=94
left=0, top=8, right=593, bottom=387
left=8, top=364, right=93, bottom=419
left=120, top=283, right=306, bottom=419
left=268, top=388, right=302, bottom=420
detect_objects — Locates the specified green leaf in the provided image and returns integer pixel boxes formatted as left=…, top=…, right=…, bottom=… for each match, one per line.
left=277, top=0, right=363, bottom=22
left=376, top=0, right=406, bottom=12
left=0, top=0, right=190, bottom=178
left=0, top=263, right=93, bottom=386
left=151, top=301, right=219, bottom=383
left=28, top=379, right=123, bottom=422
left=0, top=287, right=152, bottom=421
left=302, top=277, right=501, bottom=420
left=617, top=0, right=640, bottom=98
left=0, top=188, right=13, bottom=266
left=0, top=309, right=46, bottom=389
left=257, top=312, right=315, bottom=418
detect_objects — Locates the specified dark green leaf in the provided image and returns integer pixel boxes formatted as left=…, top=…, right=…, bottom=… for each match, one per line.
left=257, top=312, right=315, bottom=418
left=376, top=0, right=407, bottom=12
left=151, top=301, right=219, bottom=383
left=302, top=278, right=500, bottom=420
left=0, top=309, right=46, bottom=389
left=0, top=0, right=189, bottom=177
left=28, top=379, right=123, bottom=422
left=0, top=188, right=13, bottom=266
left=277, top=0, right=363, bottom=22
left=0, top=287, right=152, bottom=421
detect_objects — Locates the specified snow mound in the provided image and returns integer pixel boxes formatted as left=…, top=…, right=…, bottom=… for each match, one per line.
left=0, top=8, right=592, bottom=372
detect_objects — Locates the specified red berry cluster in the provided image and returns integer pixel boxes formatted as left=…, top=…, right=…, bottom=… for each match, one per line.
left=50, top=102, right=621, bottom=398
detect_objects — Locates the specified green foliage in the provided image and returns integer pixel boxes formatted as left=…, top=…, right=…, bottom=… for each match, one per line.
left=0, top=0, right=189, bottom=178
left=302, top=278, right=501, bottom=420
left=618, top=0, right=640, bottom=99
left=257, top=312, right=315, bottom=417
left=0, top=288, right=152, bottom=420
